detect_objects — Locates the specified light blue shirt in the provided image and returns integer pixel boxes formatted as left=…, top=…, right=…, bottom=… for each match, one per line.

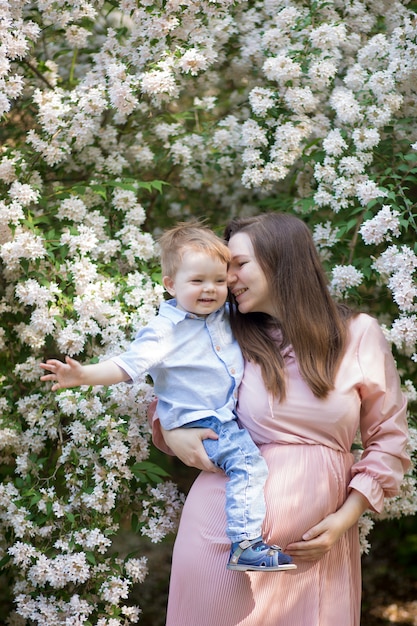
left=111, top=299, right=244, bottom=430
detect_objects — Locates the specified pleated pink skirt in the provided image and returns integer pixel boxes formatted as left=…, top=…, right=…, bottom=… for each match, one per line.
left=166, top=443, right=361, bottom=626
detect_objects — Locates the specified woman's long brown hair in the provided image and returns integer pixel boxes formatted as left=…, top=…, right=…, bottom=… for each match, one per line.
left=225, top=213, right=356, bottom=400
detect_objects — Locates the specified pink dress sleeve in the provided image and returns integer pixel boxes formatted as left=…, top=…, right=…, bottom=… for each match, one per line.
left=349, top=316, right=411, bottom=512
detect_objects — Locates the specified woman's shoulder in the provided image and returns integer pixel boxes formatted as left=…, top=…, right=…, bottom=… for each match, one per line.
left=347, top=312, right=389, bottom=350
left=348, top=311, right=377, bottom=331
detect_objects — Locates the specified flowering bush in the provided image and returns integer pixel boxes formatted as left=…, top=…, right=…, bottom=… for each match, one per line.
left=1, top=0, right=417, bottom=622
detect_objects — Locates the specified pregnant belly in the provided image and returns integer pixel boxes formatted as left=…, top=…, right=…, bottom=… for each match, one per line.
left=259, top=442, right=354, bottom=547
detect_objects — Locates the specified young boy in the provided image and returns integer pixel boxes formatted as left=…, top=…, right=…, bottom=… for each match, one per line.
left=40, top=221, right=295, bottom=572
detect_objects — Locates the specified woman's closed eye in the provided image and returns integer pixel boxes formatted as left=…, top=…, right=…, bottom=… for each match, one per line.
left=230, top=261, right=247, bottom=270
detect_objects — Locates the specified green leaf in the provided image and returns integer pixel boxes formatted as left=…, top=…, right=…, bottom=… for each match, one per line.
left=131, top=461, right=169, bottom=481
left=30, top=493, right=42, bottom=506
left=89, top=184, right=107, bottom=199
left=85, top=551, right=96, bottom=565
left=105, top=180, right=138, bottom=191
left=137, top=180, right=169, bottom=193
left=0, top=554, right=11, bottom=569
left=131, top=513, right=139, bottom=532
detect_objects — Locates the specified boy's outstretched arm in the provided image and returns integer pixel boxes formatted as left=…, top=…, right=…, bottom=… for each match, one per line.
left=40, top=355, right=130, bottom=391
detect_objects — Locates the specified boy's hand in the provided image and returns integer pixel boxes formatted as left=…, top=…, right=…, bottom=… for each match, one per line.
left=40, top=355, right=84, bottom=391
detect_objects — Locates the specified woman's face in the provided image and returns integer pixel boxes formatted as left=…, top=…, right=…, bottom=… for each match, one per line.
left=227, top=232, right=275, bottom=316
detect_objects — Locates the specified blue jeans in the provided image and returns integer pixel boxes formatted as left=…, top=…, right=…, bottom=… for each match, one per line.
left=184, top=416, right=268, bottom=544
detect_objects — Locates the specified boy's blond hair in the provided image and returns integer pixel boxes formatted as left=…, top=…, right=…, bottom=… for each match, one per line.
left=158, top=220, right=230, bottom=278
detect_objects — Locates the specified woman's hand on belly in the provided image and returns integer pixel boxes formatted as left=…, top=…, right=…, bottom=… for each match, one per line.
left=284, top=511, right=348, bottom=561
left=285, top=489, right=370, bottom=561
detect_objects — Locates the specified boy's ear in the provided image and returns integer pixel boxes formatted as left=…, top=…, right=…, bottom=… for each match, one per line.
left=163, top=276, right=175, bottom=296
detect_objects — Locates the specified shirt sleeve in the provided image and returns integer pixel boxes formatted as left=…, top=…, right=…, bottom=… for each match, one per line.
left=349, top=316, right=411, bottom=513
left=110, top=317, right=168, bottom=383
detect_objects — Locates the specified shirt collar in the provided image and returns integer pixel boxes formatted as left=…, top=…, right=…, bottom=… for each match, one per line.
left=159, top=299, right=224, bottom=324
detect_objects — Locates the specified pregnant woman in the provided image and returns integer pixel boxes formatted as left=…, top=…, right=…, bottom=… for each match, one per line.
left=153, top=212, right=410, bottom=626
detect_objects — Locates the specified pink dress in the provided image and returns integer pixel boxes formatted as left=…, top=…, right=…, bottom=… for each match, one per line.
left=156, top=314, right=410, bottom=626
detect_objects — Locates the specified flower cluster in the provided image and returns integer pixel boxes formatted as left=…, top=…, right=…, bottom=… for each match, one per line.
left=0, top=382, right=183, bottom=622
left=1, top=0, right=416, bottom=621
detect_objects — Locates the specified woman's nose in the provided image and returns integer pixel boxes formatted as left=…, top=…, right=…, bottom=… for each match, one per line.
left=227, top=269, right=236, bottom=285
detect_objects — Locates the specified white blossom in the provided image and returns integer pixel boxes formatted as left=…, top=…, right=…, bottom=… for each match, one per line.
left=309, top=22, right=347, bottom=49
left=330, top=264, right=364, bottom=298
left=386, top=315, right=417, bottom=352
left=141, top=68, right=178, bottom=100
left=262, top=54, right=302, bottom=84
left=124, top=557, right=148, bottom=583
left=61, top=226, right=98, bottom=256
left=403, top=379, right=417, bottom=402
left=339, top=156, right=365, bottom=176
left=352, top=127, right=380, bottom=151
left=284, top=86, right=318, bottom=114
left=0, top=229, right=46, bottom=270
left=313, top=221, right=339, bottom=249
left=73, top=528, right=112, bottom=554
left=8, top=182, right=40, bottom=206
left=15, top=279, right=60, bottom=307
left=330, top=87, right=362, bottom=124
left=240, top=119, right=268, bottom=148
left=322, top=129, right=347, bottom=157
left=308, top=59, right=338, bottom=88
left=360, top=205, right=401, bottom=245
left=99, top=576, right=130, bottom=604
left=8, top=542, right=38, bottom=568
left=248, top=87, right=275, bottom=117
left=57, top=196, right=87, bottom=221
left=356, top=179, right=387, bottom=206
left=178, top=48, right=210, bottom=75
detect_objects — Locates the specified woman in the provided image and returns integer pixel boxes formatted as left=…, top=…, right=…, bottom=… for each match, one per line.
left=152, top=213, right=410, bottom=626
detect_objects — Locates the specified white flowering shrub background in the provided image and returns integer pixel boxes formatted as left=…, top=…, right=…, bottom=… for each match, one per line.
left=1, top=0, right=417, bottom=623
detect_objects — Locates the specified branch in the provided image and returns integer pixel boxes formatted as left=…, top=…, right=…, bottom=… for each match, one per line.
left=21, top=59, right=54, bottom=90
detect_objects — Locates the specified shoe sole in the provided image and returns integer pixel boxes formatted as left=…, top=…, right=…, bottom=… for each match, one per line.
left=227, top=563, right=297, bottom=572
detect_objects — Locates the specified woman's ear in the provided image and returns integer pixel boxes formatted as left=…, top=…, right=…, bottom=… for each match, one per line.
left=163, top=276, right=175, bottom=296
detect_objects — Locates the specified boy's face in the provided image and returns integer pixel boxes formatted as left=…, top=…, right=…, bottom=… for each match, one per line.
left=163, top=249, right=228, bottom=316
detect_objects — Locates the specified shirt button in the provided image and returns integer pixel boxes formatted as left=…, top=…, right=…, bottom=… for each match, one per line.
left=216, top=345, right=221, bottom=351
left=230, top=368, right=236, bottom=374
